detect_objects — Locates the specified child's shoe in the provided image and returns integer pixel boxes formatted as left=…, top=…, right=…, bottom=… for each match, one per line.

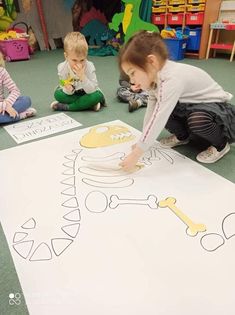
left=196, top=143, right=230, bottom=163
left=19, top=107, right=37, bottom=119
left=128, top=96, right=147, bottom=112
left=101, top=97, right=107, bottom=107
left=93, top=102, right=101, bottom=112
left=159, top=134, right=189, bottom=148
left=129, top=98, right=142, bottom=112
left=50, top=101, right=69, bottom=111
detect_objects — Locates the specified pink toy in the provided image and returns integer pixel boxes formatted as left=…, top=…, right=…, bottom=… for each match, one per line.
left=0, top=39, right=30, bottom=61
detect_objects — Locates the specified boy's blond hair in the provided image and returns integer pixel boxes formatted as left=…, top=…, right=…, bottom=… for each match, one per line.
left=64, top=32, right=88, bottom=56
left=0, top=52, right=5, bottom=67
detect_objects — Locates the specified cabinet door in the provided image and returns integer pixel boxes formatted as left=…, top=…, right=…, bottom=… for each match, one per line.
left=199, top=0, right=222, bottom=58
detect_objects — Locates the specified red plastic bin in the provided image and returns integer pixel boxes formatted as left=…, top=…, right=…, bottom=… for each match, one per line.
left=186, top=12, right=204, bottom=25
left=167, top=13, right=184, bottom=25
left=0, top=39, right=30, bottom=61
left=152, top=14, right=166, bottom=25
left=225, top=24, right=235, bottom=30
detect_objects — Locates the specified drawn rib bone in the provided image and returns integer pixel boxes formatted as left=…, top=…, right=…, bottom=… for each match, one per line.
left=82, top=178, right=134, bottom=188
left=109, top=195, right=158, bottom=209
left=158, top=197, right=206, bottom=236
left=82, top=152, right=125, bottom=162
left=78, top=166, right=125, bottom=177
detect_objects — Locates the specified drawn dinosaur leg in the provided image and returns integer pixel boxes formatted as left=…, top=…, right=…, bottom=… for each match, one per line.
left=158, top=197, right=207, bottom=237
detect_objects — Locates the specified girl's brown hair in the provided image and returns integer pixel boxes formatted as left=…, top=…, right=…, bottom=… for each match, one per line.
left=118, top=30, right=168, bottom=72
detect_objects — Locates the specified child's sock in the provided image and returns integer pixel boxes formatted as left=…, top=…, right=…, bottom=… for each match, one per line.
left=19, top=107, right=37, bottom=119
left=93, top=102, right=101, bottom=112
left=50, top=101, right=69, bottom=111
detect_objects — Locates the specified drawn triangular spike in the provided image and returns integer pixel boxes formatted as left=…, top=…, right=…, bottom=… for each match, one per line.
left=21, top=218, right=36, bottom=229
left=63, top=209, right=81, bottom=222
left=222, top=212, right=235, bottom=239
left=61, top=223, right=80, bottom=238
left=51, top=238, right=73, bottom=256
left=72, top=149, right=82, bottom=154
left=64, top=153, right=78, bottom=161
left=63, top=161, right=75, bottom=168
left=13, top=232, right=28, bottom=243
left=29, top=243, right=52, bottom=261
left=62, top=168, right=75, bottom=176
left=61, top=186, right=76, bottom=196
left=62, top=197, right=79, bottom=208
left=12, top=240, right=34, bottom=259
left=61, top=176, right=75, bottom=186
left=157, top=149, right=174, bottom=164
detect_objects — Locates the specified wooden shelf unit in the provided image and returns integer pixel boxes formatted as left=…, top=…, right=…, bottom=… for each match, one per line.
left=205, top=1, right=235, bottom=62
left=152, top=0, right=222, bottom=58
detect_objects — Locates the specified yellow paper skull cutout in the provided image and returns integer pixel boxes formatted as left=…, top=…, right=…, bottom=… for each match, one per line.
left=80, top=125, right=135, bottom=148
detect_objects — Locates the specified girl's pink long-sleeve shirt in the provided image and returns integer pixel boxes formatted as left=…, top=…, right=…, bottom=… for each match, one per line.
left=0, top=67, right=20, bottom=111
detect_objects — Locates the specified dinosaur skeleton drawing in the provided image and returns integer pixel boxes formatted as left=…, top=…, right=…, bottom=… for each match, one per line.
left=1, top=121, right=234, bottom=315
left=11, top=136, right=234, bottom=261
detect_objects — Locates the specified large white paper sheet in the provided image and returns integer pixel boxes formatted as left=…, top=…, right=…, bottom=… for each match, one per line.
left=4, top=113, right=82, bottom=144
left=0, top=120, right=235, bottom=315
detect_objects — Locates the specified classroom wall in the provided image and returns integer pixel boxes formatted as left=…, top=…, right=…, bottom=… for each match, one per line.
left=14, top=0, right=73, bottom=50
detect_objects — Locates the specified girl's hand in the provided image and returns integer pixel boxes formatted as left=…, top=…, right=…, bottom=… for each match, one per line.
left=119, top=145, right=144, bottom=172
left=131, top=143, right=137, bottom=150
left=6, top=106, right=18, bottom=118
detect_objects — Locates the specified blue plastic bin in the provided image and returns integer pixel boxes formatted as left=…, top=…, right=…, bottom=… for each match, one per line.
left=184, top=27, right=202, bottom=50
left=163, top=38, right=188, bottom=60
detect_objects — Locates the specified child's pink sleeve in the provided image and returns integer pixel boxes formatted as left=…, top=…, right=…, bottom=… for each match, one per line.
left=0, top=68, right=20, bottom=107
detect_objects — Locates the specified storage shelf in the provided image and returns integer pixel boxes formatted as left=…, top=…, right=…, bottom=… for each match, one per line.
left=152, top=0, right=223, bottom=59
left=210, top=43, right=233, bottom=50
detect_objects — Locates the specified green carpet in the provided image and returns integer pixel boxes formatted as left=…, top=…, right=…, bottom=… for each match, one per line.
left=0, top=50, right=234, bottom=315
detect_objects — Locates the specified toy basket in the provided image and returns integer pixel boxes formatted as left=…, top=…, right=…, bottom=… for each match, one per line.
left=187, top=0, right=205, bottom=3
left=169, top=0, right=185, bottom=5
left=167, top=13, right=185, bottom=25
left=168, top=5, right=186, bottom=13
left=153, top=0, right=167, bottom=5
left=186, top=12, right=204, bottom=24
left=0, top=39, right=30, bottom=61
left=187, top=4, right=205, bottom=12
left=0, top=22, right=30, bottom=61
left=152, top=6, right=167, bottom=13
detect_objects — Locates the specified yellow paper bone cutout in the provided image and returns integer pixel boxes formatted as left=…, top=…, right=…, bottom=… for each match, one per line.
left=80, top=125, right=135, bottom=148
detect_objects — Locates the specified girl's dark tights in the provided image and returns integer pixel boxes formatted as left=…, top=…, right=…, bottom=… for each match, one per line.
left=166, top=111, right=227, bottom=151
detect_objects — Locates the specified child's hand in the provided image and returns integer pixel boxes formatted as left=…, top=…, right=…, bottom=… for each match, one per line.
left=72, top=63, right=85, bottom=81
left=119, top=145, right=144, bottom=172
left=6, top=106, right=18, bottom=118
left=64, top=84, right=74, bottom=93
left=130, top=84, right=141, bottom=93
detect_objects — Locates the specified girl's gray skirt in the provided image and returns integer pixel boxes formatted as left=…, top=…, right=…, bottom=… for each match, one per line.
left=173, top=102, right=235, bottom=143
